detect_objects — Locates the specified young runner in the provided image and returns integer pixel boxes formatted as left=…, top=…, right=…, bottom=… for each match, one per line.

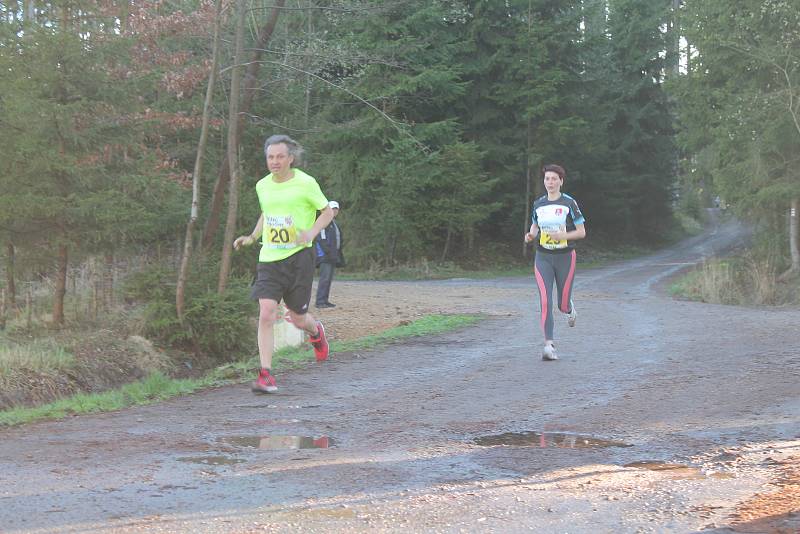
left=234, top=134, right=334, bottom=393
left=524, top=164, right=586, bottom=361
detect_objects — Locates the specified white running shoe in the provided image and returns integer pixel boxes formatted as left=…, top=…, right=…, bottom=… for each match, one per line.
left=542, top=344, right=558, bottom=361
left=567, top=300, right=577, bottom=328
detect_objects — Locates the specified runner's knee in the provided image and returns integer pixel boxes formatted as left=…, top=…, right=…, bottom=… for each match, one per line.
left=258, top=301, right=279, bottom=324
left=286, top=309, right=307, bottom=325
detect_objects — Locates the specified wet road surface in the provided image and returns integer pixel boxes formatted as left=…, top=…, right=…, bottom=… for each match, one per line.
left=1, top=213, right=799, bottom=533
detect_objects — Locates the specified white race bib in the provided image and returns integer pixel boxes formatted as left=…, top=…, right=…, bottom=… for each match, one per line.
left=263, top=215, right=298, bottom=249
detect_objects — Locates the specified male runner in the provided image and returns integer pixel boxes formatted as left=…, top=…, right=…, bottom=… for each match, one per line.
left=234, top=134, right=333, bottom=393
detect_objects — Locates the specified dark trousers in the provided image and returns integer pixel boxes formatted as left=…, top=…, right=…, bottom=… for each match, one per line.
left=316, top=262, right=335, bottom=305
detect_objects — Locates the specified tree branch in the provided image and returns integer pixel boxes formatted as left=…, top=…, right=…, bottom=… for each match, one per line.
left=230, top=59, right=430, bottom=152
left=249, top=1, right=412, bottom=14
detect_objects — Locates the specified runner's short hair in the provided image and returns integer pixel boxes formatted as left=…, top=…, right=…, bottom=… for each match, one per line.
left=264, top=134, right=304, bottom=165
left=542, top=164, right=566, bottom=181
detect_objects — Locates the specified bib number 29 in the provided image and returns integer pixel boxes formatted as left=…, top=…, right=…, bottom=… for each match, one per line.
left=540, top=226, right=567, bottom=250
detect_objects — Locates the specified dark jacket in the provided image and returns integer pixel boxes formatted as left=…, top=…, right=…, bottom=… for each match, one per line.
left=314, top=220, right=344, bottom=267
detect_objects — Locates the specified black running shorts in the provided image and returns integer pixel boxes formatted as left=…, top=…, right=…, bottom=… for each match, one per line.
left=250, top=247, right=315, bottom=314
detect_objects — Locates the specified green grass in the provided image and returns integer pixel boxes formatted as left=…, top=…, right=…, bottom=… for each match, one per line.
left=668, top=269, right=704, bottom=301
left=0, top=372, right=208, bottom=426
left=0, top=313, right=481, bottom=427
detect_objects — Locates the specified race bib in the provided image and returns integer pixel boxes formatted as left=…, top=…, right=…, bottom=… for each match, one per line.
left=263, top=215, right=298, bottom=249
left=539, top=225, right=567, bottom=250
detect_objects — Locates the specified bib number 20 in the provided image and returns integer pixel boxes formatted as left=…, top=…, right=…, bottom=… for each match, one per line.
left=269, top=228, right=291, bottom=244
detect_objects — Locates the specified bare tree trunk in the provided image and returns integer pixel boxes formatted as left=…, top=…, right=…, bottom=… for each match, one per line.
left=523, top=114, right=536, bottom=258
left=87, top=256, right=97, bottom=321
left=53, top=244, right=67, bottom=326
left=118, top=0, right=129, bottom=33
left=667, top=0, right=681, bottom=78
left=60, top=2, right=69, bottom=31
left=26, top=287, right=32, bottom=329
left=304, top=1, right=313, bottom=126
left=177, top=0, right=224, bottom=322
left=201, top=0, right=287, bottom=250
left=779, top=197, right=799, bottom=280
left=792, top=198, right=800, bottom=270
left=23, top=0, right=34, bottom=23
left=524, top=4, right=534, bottom=259
left=524, top=161, right=531, bottom=258
left=104, top=253, right=114, bottom=310
left=91, top=281, right=99, bottom=322
left=218, top=0, right=247, bottom=293
left=385, top=236, right=397, bottom=268
left=5, top=242, right=16, bottom=308
left=441, top=227, right=452, bottom=263
left=0, top=289, right=6, bottom=330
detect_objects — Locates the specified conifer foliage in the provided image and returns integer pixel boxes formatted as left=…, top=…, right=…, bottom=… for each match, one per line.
left=3, top=0, right=744, bottom=329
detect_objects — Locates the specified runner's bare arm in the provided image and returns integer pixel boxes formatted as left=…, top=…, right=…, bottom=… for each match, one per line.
left=549, top=223, right=586, bottom=242
left=296, top=206, right=335, bottom=245
left=234, top=214, right=265, bottom=250
left=525, top=223, right=539, bottom=243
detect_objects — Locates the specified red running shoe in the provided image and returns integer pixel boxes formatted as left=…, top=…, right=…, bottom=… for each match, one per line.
left=251, top=368, right=277, bottom=393
left=312, top=437, right=330, bottom=448
left=309, top=321, right=329, bottom=362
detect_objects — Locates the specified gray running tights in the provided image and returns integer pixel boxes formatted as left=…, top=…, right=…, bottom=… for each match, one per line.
left=534, top=249, right=576, bottom=340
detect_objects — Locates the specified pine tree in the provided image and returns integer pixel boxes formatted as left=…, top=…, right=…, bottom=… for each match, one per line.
left=601, top=0, right=676, bottom=242
left=0, top=6, right=186, bottom=324
left=303, top=1, right=500, bottom=266
left=676, top=0, right=800, bottom=274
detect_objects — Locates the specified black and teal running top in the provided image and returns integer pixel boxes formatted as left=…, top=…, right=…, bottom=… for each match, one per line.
left=531, top=193, right=585, bottom=253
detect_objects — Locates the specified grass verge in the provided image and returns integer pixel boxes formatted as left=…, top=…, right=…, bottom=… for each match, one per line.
left=0, top=313, right=481, bottom=427
left=668, top=253, right=794, bottom=306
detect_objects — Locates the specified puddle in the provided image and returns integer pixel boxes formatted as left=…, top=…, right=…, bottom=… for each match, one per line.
left=625, top=461, right=735, bottom=480
left=220, top=436, right=332, bottom=450
left=177, top=456, right=246, bottom=466
left=473, top=431, right=631, bottom=449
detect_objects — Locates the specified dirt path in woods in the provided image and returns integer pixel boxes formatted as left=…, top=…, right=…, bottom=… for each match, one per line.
left=2, top=211, right=799, bottom=533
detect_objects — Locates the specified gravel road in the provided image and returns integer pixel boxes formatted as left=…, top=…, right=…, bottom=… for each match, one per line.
left=1, top=212, right=799, bottom=533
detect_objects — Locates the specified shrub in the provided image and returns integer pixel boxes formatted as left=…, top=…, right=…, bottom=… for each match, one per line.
left=122, top=265, right=176, bottom=302
left=182, top=286, right=253, bottom=357
left=124, top=264, right=255, bottom=360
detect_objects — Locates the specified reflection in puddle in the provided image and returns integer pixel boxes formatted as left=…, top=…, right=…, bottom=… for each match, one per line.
left=221, top=436, right=332, bottom=450
left=473, top=431, right=631, bottom=449
left=625, top=461, right=691, bottom=471
left=177, top=456, right=246, bottom=466
left=710, top=472, right=735, bottom=479
left=624, top=461, right=734, bottom=480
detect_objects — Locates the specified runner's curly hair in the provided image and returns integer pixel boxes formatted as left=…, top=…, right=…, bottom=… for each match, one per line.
left=264, top=134, right=304, bottom=166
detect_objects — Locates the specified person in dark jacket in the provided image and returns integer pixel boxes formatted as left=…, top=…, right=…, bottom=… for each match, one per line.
left=314, top=200, right=344, bottom=308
